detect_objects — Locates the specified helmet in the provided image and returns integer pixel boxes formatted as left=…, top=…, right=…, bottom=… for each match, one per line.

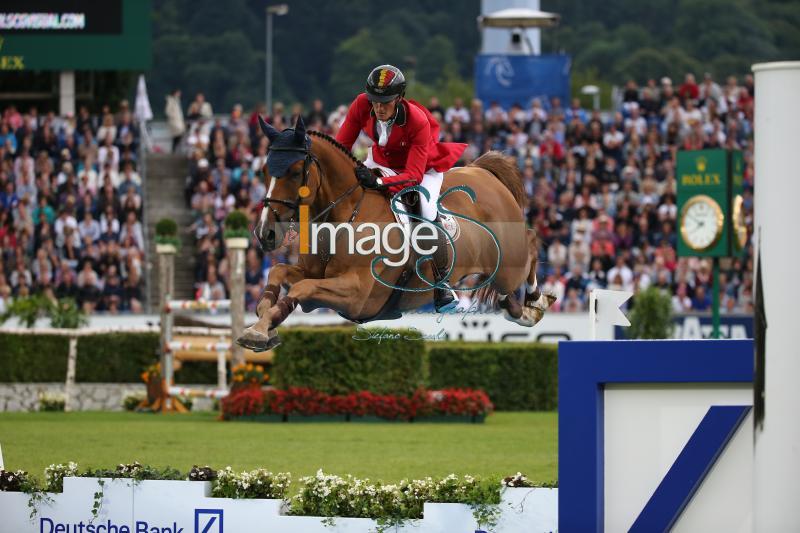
left=365, top=65, right=406, bottom=103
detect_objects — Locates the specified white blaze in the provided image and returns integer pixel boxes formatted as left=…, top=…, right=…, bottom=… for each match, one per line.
left=260, top=176, right=278, bottom=230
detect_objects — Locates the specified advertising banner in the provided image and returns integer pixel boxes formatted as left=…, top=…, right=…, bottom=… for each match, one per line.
left=474, top=54, right=571, bottom=110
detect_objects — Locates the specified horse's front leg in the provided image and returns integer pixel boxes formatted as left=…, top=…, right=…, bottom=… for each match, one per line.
left=236, top=263, right=307, bottom=352
left=249, top=274, right=363, bottom=350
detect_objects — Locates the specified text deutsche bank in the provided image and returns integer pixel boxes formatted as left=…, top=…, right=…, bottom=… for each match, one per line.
left=39, top=519, right=201, bottom=533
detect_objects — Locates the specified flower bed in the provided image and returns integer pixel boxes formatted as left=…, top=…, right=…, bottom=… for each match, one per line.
left=220, top=387, right=493, bottom=422
left=0, top=463, right=556, bottom=532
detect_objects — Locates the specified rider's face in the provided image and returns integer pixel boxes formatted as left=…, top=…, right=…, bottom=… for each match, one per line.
left=371, top=97, right=398, bottom=121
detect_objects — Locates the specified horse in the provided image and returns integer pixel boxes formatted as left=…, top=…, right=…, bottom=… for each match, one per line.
left=236, top=116, right=555, bottom=352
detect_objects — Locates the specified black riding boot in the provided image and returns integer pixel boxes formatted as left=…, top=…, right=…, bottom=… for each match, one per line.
left=431, top=220, right=457, bottom=313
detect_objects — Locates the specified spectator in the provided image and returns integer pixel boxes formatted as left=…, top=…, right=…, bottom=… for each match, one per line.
left=607, top=256, right=634, bottom=292
left=692, top=285, right=712, bottom=311
left=445, top=97, right=470, bottom=125
left=188, top=92, right=213, bottom=120
left=678, top=73, right=700, bottom=103
left=165, top=89, right=186, bottom=153
left=305, top=99, right=328, bottom=126
left=198, top=265, right=226, bottom=300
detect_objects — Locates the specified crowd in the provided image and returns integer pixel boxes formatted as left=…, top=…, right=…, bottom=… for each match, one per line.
left=180, top=71, right=755, bottom=315
left=0, top=70, right=753, bottom=317
left=0, top=101, right=145, bottom=315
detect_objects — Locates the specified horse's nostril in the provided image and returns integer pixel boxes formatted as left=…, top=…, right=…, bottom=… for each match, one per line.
left=255, top=224, right=276, bottom=251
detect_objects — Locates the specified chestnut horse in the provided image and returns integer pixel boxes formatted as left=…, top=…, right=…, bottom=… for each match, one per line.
left=236, top=117, right=554, bottom=352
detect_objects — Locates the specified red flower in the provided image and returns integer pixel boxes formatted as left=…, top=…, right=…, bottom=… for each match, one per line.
left=221, top=387, right=264, bottom=417
left=221, top=387, right=494, bottom=420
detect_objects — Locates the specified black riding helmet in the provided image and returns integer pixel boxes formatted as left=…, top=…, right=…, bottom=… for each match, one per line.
left=365, top=65, right=407, bottom=103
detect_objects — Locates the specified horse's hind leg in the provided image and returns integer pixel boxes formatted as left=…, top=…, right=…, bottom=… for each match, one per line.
left=522, top=228, right=556, bottom=320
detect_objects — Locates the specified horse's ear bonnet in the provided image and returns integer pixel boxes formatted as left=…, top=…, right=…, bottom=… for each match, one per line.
left=263, top=115, right=311, bottom=178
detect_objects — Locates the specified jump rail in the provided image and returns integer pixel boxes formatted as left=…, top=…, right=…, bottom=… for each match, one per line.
left=0, top=325, right=235, bottom=412
left=167, top=386, right=228, bottom=399
left=166, top=299, right=231, bottom=312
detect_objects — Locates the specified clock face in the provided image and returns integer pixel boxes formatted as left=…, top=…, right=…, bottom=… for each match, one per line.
left=680, top=195, right=724, bottom=252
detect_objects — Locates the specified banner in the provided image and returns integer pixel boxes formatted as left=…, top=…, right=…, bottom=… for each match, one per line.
left=0, top=477, right=557, bottom=533
left=614, top=314, right=753, bottom=340
left=474, top=54, right=571, bottom=110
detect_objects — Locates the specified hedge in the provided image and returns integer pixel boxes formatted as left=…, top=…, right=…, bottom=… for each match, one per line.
left=0, top=332, right=217, bottom=384
left=427, top=343, right=558, bottom=411
left=272, top=327, right=426, bottom=396
left=0, top=331, right=559, bottom=411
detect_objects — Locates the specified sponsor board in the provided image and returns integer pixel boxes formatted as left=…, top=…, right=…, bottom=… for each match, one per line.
left=559, top=339, right=753, bottom=532
left=0, top=477, right=556, bottom=533
left=615, top=314, right=753, bottom=340
left=8, top=311, right=753, bottom=343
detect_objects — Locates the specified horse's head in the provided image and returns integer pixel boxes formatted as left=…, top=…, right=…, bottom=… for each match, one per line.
left=254, top=115, right=319, bottom=251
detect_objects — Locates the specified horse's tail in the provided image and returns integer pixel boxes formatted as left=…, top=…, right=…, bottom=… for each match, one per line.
left=467, top=151, right=525, bottom=209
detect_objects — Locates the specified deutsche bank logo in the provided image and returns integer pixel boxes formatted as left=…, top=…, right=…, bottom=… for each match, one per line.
left=194, top=509, right=223, bottom=533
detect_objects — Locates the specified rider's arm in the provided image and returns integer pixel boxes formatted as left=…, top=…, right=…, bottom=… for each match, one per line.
left=381, top=119, right=430, bottom=195
left=335, top=95, right=367, bottom=151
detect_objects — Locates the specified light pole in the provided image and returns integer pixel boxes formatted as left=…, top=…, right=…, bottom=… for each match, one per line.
left=266, top=4, right=289, bottom=117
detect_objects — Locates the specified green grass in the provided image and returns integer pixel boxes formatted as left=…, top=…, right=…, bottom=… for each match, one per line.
left=0, top=411, right=557, bottom=484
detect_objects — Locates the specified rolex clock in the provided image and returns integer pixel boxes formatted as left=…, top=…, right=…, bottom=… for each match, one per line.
left=679, top=194, right=725, bottom=253
left=676, top=149, right=734, bottom=257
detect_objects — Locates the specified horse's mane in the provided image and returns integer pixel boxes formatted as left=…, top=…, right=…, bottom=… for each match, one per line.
left=308, top=130, right=363, bottom=168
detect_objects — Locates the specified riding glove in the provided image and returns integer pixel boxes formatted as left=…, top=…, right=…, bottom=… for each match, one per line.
left=356, top=166, right=385, bottom=190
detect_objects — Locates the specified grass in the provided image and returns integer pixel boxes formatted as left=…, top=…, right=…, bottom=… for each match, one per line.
left=0, top=411, right=557, bottom=484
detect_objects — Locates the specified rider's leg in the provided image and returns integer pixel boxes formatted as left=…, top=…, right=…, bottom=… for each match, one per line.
left=420, top=170, right=457, bottom=313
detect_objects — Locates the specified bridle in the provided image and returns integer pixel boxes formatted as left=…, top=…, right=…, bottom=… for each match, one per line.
left=255, top=138, right=366, bottom=251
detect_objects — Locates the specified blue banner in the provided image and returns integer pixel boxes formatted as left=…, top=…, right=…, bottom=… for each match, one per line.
left=474, top=54, right=571, bottom=110
left=615, top=314, right=754, bottom=340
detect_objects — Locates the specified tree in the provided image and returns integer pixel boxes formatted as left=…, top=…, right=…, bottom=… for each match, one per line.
left=416, top=35, right=458, bottom=85
left=329, top=29, right=383, bottom=105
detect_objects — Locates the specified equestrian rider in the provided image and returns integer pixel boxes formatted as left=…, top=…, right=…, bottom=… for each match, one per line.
left=335, top=64, right=466, bottom=312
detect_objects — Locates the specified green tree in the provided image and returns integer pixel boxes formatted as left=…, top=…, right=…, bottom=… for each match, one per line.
left=417, top=35, right=458, bottom=85
left=329, top=29, right=383, bottom=105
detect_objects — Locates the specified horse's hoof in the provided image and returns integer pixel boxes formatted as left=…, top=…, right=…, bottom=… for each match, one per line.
left=264, top=332, right=282, bottom=350
left=503, top=308, right=535, bottom=327
left=236, top=328, right=273, bottom=353
left=541, top=292, right=557, bottom=309
left=513, top=304, right=545, bottom=327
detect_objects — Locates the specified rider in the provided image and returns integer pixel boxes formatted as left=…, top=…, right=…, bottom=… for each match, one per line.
left=336, top=64, right=466, bottom=312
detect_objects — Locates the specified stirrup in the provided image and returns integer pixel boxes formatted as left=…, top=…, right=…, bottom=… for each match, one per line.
left=433, top=280, right=458, bottom=313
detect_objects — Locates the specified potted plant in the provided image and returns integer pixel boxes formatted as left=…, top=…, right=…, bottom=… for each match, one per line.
left=626, top=286, right=675, bottom=339
left=154, top=218, right=180, bottom=253
left=223, top=210, right=251, bottom=249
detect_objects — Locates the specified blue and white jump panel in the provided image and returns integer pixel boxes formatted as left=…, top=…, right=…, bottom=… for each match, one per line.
left=558, top=339, right=753, bottom=533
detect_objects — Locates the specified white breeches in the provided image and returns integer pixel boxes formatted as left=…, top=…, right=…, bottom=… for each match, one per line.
left=364, top=148, right=444, bottom=222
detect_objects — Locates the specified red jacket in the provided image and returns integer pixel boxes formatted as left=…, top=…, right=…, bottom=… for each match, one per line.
left=336, top=94, right=466, bottom=194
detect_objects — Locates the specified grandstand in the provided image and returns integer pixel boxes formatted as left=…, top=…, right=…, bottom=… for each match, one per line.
left=0, top=71, right=754, bottom=315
